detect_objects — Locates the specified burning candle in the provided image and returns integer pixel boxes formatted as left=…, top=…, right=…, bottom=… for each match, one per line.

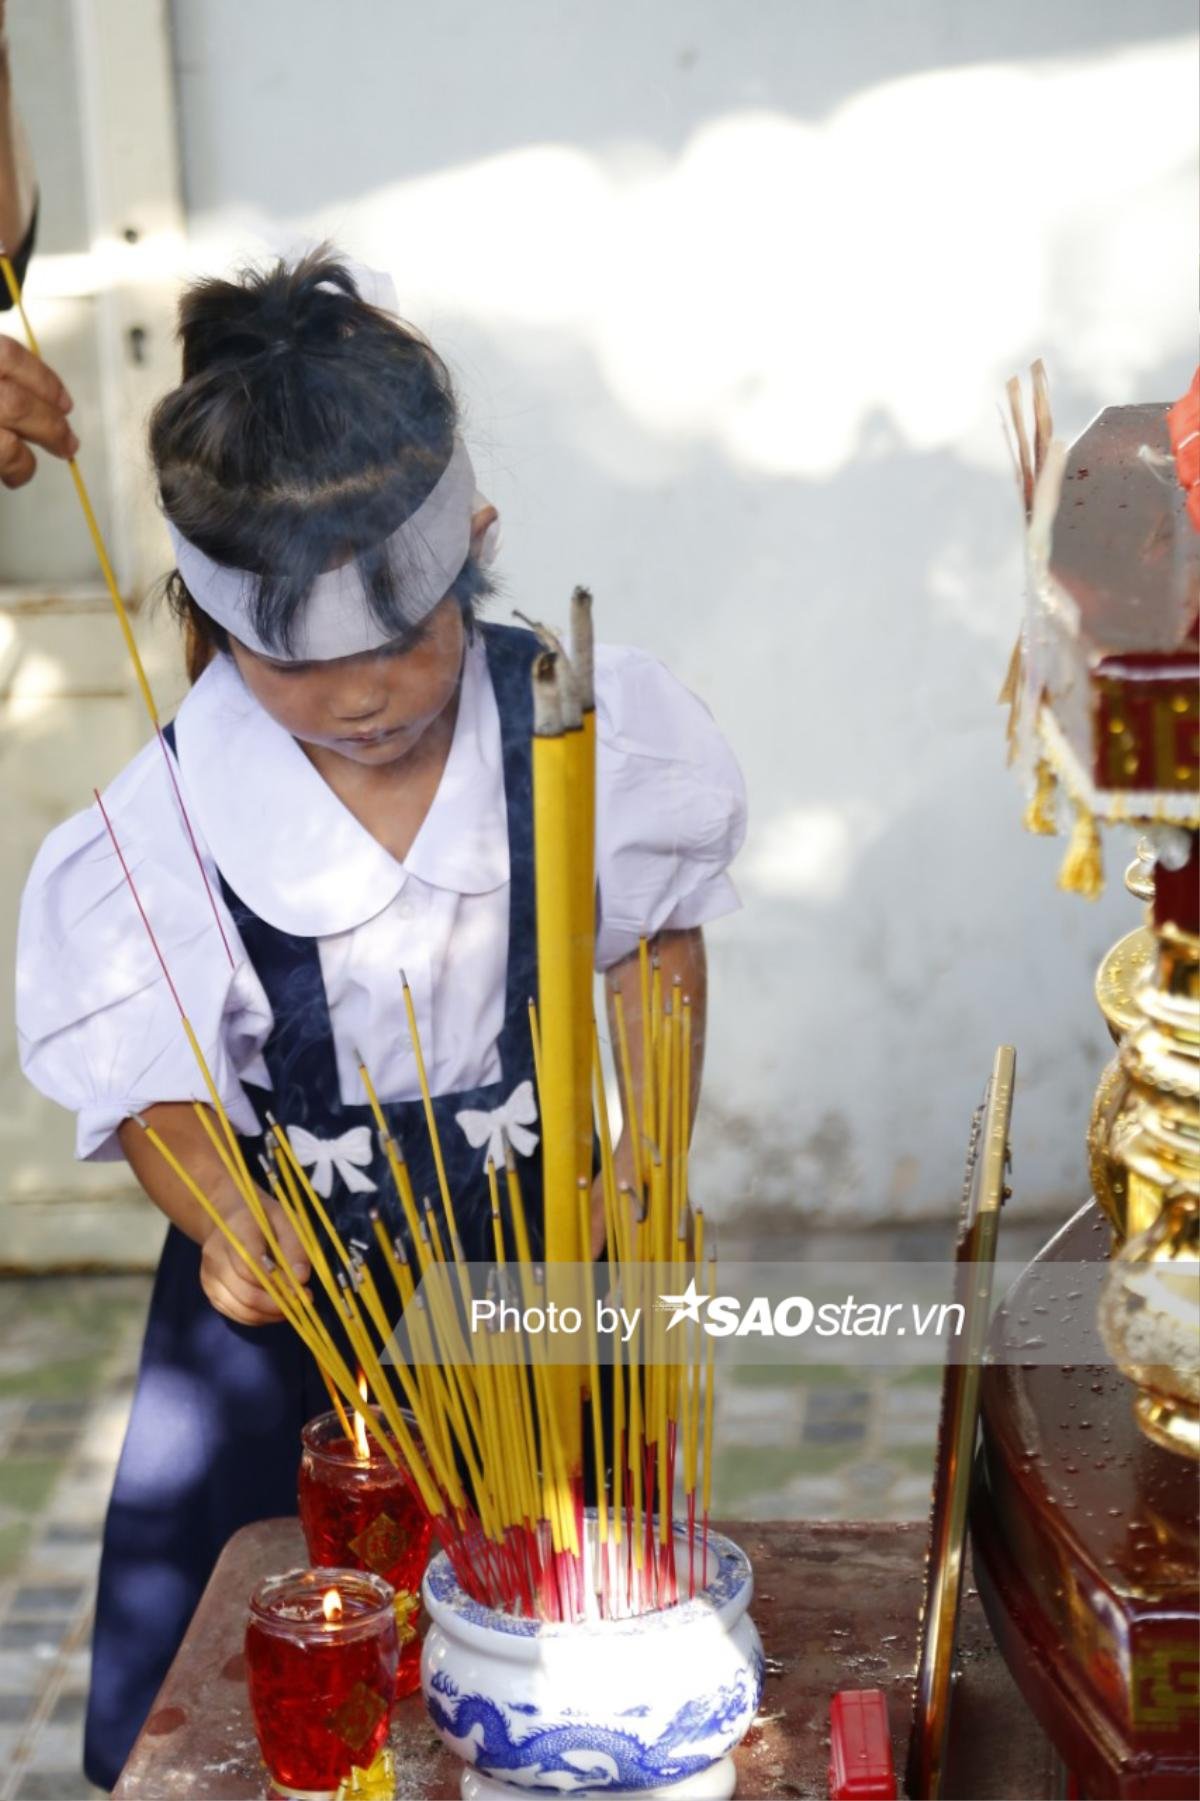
left=245, top=1569, right=398, bottom=1799
left=298, top=1404, right=433, bottom=1697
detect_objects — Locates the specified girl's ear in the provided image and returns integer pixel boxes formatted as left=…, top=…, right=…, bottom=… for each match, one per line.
left=469, top=503, right=501, bottom=565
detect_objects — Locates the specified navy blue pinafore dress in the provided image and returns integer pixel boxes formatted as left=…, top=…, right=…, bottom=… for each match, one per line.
left=84, top=624, right=546, bottom=1790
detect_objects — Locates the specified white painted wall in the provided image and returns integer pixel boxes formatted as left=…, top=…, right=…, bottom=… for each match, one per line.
left=2, top=0, right=185, bottom=1267
left=32, top=1, right=1200, bottom=1232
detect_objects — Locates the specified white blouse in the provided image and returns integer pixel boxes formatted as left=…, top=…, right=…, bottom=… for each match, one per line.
left=17, top=637, right=746, bottom=1162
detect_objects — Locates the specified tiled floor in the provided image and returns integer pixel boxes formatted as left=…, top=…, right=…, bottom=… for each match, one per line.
left=0, top=1277, right=147, bottom=1801
left=0, top=1218, right=1054, bottom=1797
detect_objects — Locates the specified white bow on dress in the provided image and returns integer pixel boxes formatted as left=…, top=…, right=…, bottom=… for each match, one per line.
left=455, top=1080, right=540, bottom=1169
left=286, top=1124, right=378, bottom=1198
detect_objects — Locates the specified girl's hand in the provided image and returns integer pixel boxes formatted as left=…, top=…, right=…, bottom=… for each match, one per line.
left=200, top=1193, right=312, bottom=1326
left=590, top=1137, right=641, bottom=1259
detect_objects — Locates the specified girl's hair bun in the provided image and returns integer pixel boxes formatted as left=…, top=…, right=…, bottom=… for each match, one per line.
left=152, top=243, right=491, bottom=670
left=177, top=246, right=372, bottom=378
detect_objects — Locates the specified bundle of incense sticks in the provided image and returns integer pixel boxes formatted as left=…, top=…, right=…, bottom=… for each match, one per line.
left=4, top=248, right=720, bottom=1622
left=115, top=639, right=718, bottom=1622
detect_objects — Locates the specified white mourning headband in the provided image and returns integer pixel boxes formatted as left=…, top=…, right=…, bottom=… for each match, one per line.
left=163, top=263, right=497, bottom=662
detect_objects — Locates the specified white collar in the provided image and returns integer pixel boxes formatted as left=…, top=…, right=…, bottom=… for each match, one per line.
left=173, top=637, right=508, bottom=936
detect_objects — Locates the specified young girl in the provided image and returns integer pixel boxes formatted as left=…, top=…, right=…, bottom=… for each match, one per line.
left=16, top=250, right=746, bottom=1790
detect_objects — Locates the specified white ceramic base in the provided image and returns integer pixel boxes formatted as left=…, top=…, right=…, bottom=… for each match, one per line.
left=425, top=1523, right=760, bottom=1801
left=460, top=1753, right=737, bottom=1800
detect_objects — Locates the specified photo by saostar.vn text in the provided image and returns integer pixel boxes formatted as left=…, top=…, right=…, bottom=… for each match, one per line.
left=371, top=1260, right=1115, bottom=1366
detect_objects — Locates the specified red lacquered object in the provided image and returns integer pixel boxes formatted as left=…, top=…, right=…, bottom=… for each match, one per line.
left=828, top=1689, right=897, bottom=1799
left=245, top=1568, right=397, bottom=1799
left=299, top=1406, right=432, bottom=1698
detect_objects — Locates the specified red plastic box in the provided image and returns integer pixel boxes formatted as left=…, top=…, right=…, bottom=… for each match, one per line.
left=828, top=1688, right=897, bottom=1799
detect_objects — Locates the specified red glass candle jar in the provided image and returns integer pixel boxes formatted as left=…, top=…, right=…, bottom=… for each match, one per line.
left=298, top=1406, right=433, bottom=1697
left=245, top=1568, right=397, bottom=1799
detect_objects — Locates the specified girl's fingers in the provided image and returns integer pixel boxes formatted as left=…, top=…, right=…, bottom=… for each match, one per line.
left=225, top=1253, right=278, bottom=1304
left=211, top=1262, right=286, bottom=1325
left=266, top=1198, right=310, bottom=1280
left=202, top=1263, right=273, bottom=1325
left=202, top=1211, right=285, bottom=1324
left=200, top=1197, right=310, bottom=1325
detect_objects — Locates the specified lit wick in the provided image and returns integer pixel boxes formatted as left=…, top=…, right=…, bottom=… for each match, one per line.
left=354, top=1369, right=371, bottom=1463
left=322, top=1586, right=343, bottom=1626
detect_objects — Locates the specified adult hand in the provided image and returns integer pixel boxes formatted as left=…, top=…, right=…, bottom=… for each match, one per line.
left=0, top=333, right=78, bottom=488
left=200, top=1192, right=312, bottom=1327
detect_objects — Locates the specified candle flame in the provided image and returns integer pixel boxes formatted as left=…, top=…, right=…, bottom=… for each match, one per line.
left=354, top=1369, right=371, bottom=1461
left=322, top=1586, right=343, bottom=1624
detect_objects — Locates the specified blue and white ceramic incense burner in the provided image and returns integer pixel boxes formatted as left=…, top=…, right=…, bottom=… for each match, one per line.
left=422, top=1523, right=764, bottom=1799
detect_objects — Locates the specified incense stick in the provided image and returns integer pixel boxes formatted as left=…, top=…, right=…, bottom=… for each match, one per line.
left=0, top=254, right=236, bottom=969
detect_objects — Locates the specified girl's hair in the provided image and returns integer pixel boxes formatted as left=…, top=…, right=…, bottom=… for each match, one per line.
left=150, top=247, right=490, bottom=680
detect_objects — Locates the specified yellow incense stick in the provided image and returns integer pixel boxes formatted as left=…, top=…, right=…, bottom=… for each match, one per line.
left=637, top=940, right=655, bottom=1146
left=419, top=1201, right=487, bottom=1457
left=577, top=1178, right=608, bottom=1544
left=625, top=1209, right=645, bottom=1570
left=531, top=654, right=580, bottom=1266
left=370, top=1206, right=414, bottom=1310
left=650, top=956, right=663, bottom=1065
left=527, top=997, right=543, bottom=1102
left=328, top=1277, right=446, bottom=1513
left=399, top=975, right=457, bottom=1248
left=568, top=589, right=597, bottom=1213
left=321, top=1372, right=355, bottom=1441
left=504, top=1150, right=576, bottom=1553
left=702, top=1245, right=717, bottom=1522
left=140, top=1121, right=411, bottom=1476
left=609, top=985, right=645, bottom=1201
left=488, top=1165, right=540, bottom=1525
left=592, top=1026, right=622, bottom=1266
left=530, top=651, right=584, bottom=1490
left=368, top=1203, right=452, bottom=1465
left=3, top=254, right=236, bottom=969
left=686, top=1210, right=705, bottom=1501
left=678, top=996, right=693, bottom=1257
left=259, top=1116, right=451, bottom=1508
left=0, top=253, right=158, bottom=727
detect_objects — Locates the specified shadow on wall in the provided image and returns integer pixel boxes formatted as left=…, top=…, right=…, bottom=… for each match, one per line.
left=151, top=22, right=1200, bottom=1226
left=171, top=0, right=1199, bottom=204
left=673, top=392, right=1176, bottom=1227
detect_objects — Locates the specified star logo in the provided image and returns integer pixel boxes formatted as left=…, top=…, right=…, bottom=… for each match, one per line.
left=658, top=1277, right=708, bottom=1332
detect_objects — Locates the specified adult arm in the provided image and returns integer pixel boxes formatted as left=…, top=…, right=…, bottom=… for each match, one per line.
left=0, top=3, right=34, bottom=260
left=0, top=7, right=78, bottom=485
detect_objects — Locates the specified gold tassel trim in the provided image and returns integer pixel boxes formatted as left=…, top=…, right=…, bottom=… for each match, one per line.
left=338, top=1748, right=396, bottom=1800
left=1023, top=758, right=1057, bottom=836
left=1057, top=801, right=1104, bottom=899
left=1000, top=636, right=1023, bottom=767
left=393, top=1588, right=420, bottom=1645
left=997, top=635, right=1021, bottom=708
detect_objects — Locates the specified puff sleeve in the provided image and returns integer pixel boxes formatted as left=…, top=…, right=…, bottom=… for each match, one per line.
left=16, top=740, right=273, bottom=1161
left=593, top=645, right=747, bottom=969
